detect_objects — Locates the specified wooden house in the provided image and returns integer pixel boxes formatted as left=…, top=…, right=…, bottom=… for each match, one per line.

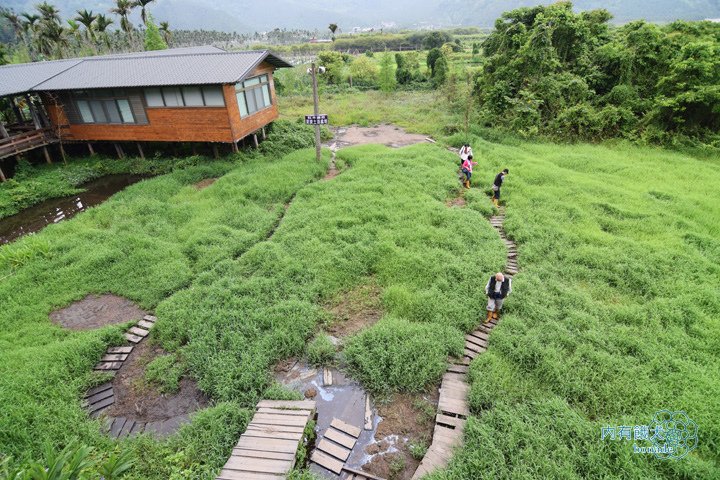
left=0, top=46, right=292, bottom=178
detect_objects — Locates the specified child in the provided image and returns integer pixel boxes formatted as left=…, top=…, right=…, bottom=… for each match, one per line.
left=461, top=155, right=477, bottom=188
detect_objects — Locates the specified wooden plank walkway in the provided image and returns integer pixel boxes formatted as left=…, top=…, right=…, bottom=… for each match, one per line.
left=83, top=315, right=156, bottom=427
left=216, top=400, right=316, bottom=480
left=310, top=417, right=361, bottom=474
left=412, top=205, right=518, bottom=479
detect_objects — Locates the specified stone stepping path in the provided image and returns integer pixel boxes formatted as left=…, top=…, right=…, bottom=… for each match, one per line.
left=216, top=400, right=316, bottom=480
left=411, top=204, right=519, bottom=479
left=83, top=314, right=162, bottom=438
left=310, top=418, right=362, bottom=474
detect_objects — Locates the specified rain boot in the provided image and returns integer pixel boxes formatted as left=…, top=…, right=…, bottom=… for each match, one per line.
left=492, top=198, right=499, bottom=207
left=492, top=309, right=499, bottom=320
left=485, top=310, right=493, bottom=323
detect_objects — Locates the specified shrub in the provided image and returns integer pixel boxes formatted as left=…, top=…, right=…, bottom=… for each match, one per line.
left=145, top=354, right=185, bottom=394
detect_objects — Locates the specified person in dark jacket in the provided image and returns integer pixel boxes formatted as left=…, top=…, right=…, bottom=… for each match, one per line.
left=484, top=272, right=512, bottom=323
left=492, top=168, right=509, bottom=207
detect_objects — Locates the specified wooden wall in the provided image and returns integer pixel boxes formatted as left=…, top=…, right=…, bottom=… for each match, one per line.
left=41, top=62, right=281, bottom=144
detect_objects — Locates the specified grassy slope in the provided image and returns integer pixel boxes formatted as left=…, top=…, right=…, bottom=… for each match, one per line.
left=0, top=150, right=328, bottom=464
left=426, top=137, right=720, bottom=478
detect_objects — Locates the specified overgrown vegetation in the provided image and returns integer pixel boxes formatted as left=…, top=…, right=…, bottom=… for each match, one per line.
left=473, top=1, right=720, bottom=146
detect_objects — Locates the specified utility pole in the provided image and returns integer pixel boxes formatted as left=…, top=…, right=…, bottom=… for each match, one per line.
left=310, top=62, right=322, bottom=162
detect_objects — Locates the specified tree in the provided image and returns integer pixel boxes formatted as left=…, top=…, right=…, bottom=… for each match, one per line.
left=378, top=51, right=396, bottom=92
left=349, top=55, right=378, bottom=86
left=74, top=9, right=97, bottom=41
left=432, top=55, right=448, bottom=88
left=328, top=23, right=338, bottom=42
left=422, top=30, right=452, bottom=50
left=395, top=53, right=412, bottom=84
left=134, top=0, right=155, bottom=26
left=111, top=0, right=134, bottom=33
left=143, top=13, right=167, bottom=51
left=159, top=21, right=171, bottom=45
left=426, top=48, right=442, bottom=76
left=317, top=50, right=344, bottom=84
left=95, top=14, right=114, bottom=48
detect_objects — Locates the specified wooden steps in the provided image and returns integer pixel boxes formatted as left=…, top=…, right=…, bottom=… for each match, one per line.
left=310, top=417, right=361, bottom=474
left=412, top=201, right=519, bottom=479
left=216, top=400, right=316, bottom=479
left=93, top=315, right=155, bottom=373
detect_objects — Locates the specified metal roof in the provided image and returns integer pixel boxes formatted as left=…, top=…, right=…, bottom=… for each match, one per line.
left=0, top=47, right=292, bottom=96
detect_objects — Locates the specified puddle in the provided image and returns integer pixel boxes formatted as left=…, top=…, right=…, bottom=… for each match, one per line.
left=276, top=362, right=385, bottom=478
left=0, top=174, right=147, bottom=244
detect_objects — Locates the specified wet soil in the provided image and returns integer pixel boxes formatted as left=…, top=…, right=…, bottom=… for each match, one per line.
left=446, top=196, right=467, bottom=208
left=0, top=174, right=147, bottom=244
left=362, top=393, right=438, bottom=480
left=50, top=294, right=147, bottom=330
left=325, top=283, right=383, bottom=338
left=330, top=125, right=430, bottom=149
left=107, top=339, right=208, bottom=423
left=194, top=178, right=217, bottom=190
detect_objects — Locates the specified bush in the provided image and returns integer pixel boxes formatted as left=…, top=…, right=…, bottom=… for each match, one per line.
left=306, top=335, right=335, bottom=366
left=343, top=318, right=464, bottom=394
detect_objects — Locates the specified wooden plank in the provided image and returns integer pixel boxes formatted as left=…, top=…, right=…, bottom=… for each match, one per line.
left=87, top=395, right=115, bottom=414
left=247, top=424, right=305, bottom=434
left=469, top=331, right=489, bottom=341
left=124, top=333, right=143, bottom=343
left=101, top=353, right=128, bottom=362
left=128, top=326, right=149, bottom=337
left=317, top=438, right=351, bottom=461
left=463, top=348, right=478, bottom=359
left=119, top=419, right=135, bottom=438
left=109, top=417, right=126, bottom=437
left=94, top=361, right=123, bottom=371
left=442, top=373, right=468, bottom=384
left=310, top=450, right=344, bottom=474
left=217, top=469, right=284, bottom=480
left=143, top=315, right=157, bottom=322
left=137, top=320, right=155, bottom=329
left=223, top=456, right=293, bottom=475
left=85, top=387, right=114, bottom=405
left=256, top=400, right=316, bottom=410
left=84, top=382, right=112, bottom=398
left=436, top=414, right=466, bottom=429
left=324, top=428, right=357, bottom=450
left=236, top=437, right=298, bottom=454
left=447, top=364, right=469, bottom=374
left=464, top=342, right=485, bottom=354
left=242, top=429, right=302, bottom=441
left=256, top=407, right=312, bottom=417
left=342, top=467, right=386, bottom=480
left=130, top=422, right=145, bottom=435
left=251, top=413, right=309, bottom=427
left=231, top=448, right=295, bottom=462
left=323, top=368, right=333, bottom=386
left=107, top=346, right=133, bottom=354
left=330, top=418, right=362, bottom=438
left=364, top=394, right=373, bottom=430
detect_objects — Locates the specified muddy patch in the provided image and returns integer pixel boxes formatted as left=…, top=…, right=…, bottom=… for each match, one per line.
left=446, top=196, right=467, bottom=208
left=107, top=339, right=208, bottom=428
left=330, top=124, right=430, bottom=149
left=50, top=294, right=147, bottom=330
left=325, top=283, right=383, bottom=338
left=194, top=178, right=217, bottom=190
left=360, top=393, right=438, bottom=480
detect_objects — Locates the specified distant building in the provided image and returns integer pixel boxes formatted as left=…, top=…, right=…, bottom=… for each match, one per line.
left=309, top=38, right=333, bottom=43
left=0, top=46, right=292, bottom=173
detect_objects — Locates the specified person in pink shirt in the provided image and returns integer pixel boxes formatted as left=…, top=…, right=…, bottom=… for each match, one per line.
left=461, top=155, right=477, bottom=188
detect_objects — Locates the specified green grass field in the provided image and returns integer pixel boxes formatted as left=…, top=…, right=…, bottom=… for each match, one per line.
left=1, top=86, right=718, bottom=479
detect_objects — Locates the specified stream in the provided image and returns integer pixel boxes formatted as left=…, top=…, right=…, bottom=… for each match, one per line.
left=0, top=174, right=147, bottom=245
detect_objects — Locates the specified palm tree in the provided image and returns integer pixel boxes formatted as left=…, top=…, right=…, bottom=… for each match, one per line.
left=2, top=11, right=23, bottom=37
left=110, top=0, right=134, bottom=33
left=328, top=23, right=338, bottom=41
left=95, top=14, right=114, bottom=48
left=75, top=9, right=98, bottom=41
left=36, top=2, right=61, bottom=24
left=37, top=21, right=67, bottom=57
left=159, top=21, right=171, bottom=45
left=134, top=0, right=155, bottom=26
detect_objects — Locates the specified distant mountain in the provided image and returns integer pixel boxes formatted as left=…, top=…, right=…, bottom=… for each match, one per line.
left=3, top=0, right=720, bottom=32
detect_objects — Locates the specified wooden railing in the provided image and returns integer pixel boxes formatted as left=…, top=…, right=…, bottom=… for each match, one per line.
left=0, top=128, right=57, bottom=159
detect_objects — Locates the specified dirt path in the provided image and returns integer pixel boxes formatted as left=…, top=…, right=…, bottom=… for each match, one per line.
left=50, top=294, right=147, bottom=330
left=327, top=124, right=432, bottom=149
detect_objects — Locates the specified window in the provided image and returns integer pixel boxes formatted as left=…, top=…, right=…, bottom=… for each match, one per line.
left=235, top=75, right=272, bottom=117
left=143, top=86, right=225, bottom=107
left=73, top=93, right=138, bottom=125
